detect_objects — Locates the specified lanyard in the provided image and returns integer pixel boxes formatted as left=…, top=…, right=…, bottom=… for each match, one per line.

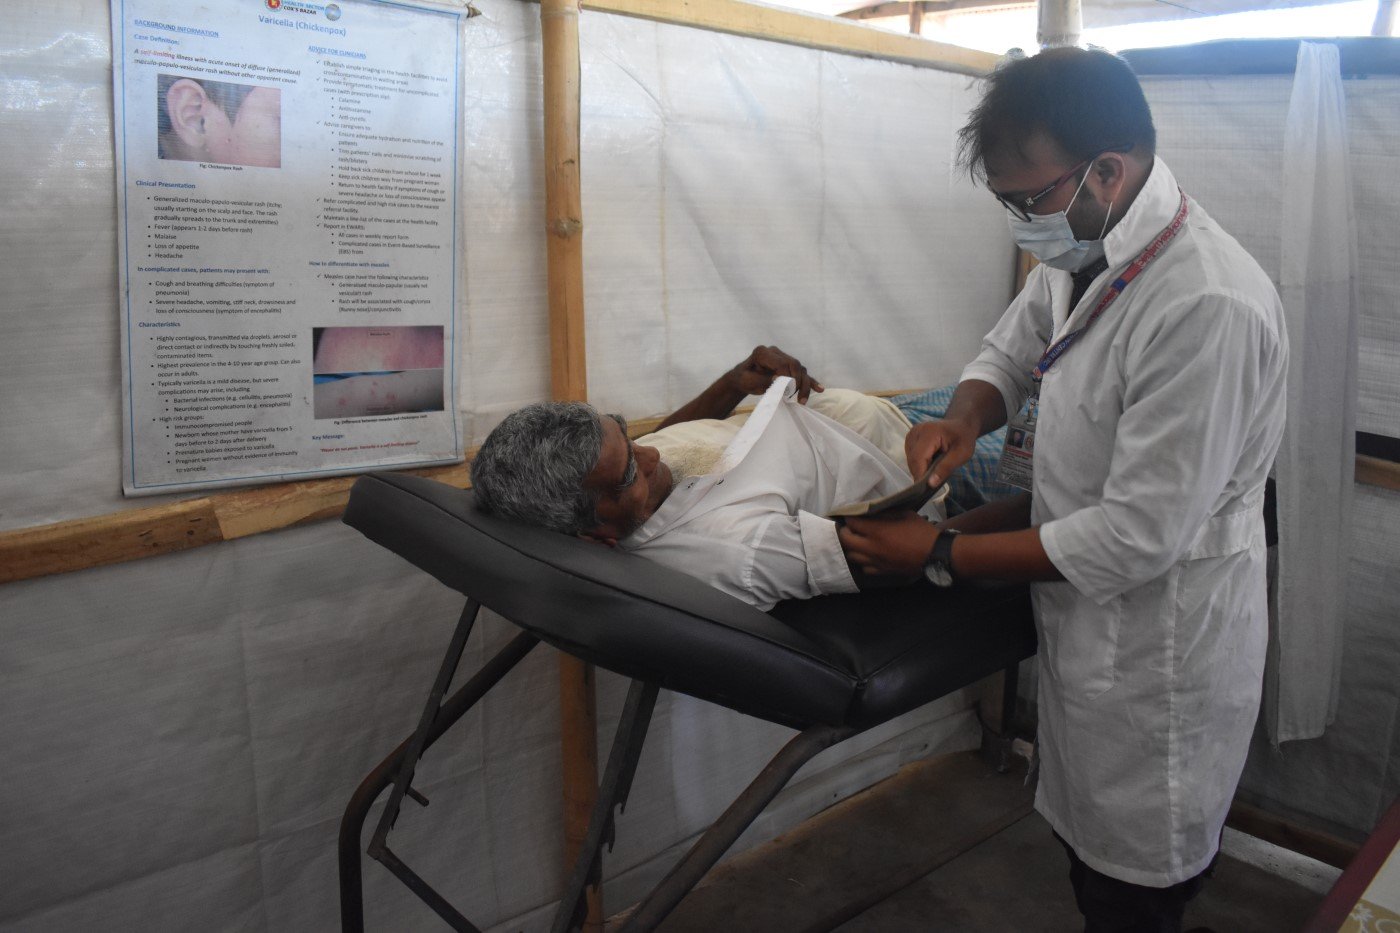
left=1031, top=189, right=1190, bottom=383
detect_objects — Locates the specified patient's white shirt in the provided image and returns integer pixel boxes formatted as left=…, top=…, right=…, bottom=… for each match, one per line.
left=619, top=379, right=913, bottom=611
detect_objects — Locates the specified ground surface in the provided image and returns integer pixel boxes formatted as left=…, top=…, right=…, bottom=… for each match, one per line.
left=621, top=751, right=1337, bottom=933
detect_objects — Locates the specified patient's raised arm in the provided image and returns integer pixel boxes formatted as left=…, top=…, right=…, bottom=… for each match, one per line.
left=654, top=345, right=823, bottom=432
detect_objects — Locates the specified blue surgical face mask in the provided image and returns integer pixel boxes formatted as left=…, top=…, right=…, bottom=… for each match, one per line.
left=1006, top=169, right=1113, bottom=273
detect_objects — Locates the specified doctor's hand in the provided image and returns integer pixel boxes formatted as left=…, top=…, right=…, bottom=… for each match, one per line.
left=838, top=512, right=939, bottom=579
left=726, top=345, right=824, bottom=403
left=905, top=419, right=977, bottom=489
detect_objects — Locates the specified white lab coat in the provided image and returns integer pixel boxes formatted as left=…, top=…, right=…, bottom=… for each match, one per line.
left=621, top=380, right=913, bottom=611
left=962, top=158, right=1288, bottom=886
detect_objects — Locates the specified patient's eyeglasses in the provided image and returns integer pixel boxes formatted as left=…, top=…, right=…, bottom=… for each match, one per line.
left=608, top=414, right=637, bottom=490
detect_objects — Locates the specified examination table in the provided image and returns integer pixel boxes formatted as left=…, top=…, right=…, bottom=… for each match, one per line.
left=337, top=472, right=1036, bottom=932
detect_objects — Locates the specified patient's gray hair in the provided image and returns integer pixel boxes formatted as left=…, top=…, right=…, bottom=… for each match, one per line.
left=471, top=402, right=606, bottom=535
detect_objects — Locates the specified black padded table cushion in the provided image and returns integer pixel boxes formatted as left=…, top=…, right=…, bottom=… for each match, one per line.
left=343, top=473, right=1035, bottom=731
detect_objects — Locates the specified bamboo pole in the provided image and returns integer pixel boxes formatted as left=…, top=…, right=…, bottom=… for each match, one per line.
left=543, top=0, right=589, bottom=406
left=541, top=0, right=602, bottom=928
left=1012, top=248, right=1037, bottom=300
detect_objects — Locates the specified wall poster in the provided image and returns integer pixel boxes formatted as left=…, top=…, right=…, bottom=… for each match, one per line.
left=112, top=0, right=464, bottom=495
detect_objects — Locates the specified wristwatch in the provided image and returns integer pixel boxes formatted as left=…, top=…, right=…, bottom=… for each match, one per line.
left=923, top=528, right=961, bottom=588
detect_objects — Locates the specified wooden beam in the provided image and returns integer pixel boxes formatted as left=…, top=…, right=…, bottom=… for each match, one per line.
left=0, top=460, right=473, bottom=586
left=0, top=497, right=223, bottom=585
left=840, top=0, right=1029, bottom=22
left=1227, top=798, right=1360, bottom=870
left=579, top=0, right=999, bottom=76
left=909, top=1, right=924, bottom=35
left=1356, top=453, right=1400, bottom=493
left=843, top=0, right=930, bottom=21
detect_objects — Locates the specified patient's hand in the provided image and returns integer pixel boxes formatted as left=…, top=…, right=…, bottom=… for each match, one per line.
left=727, top=345, right=824, bottom=403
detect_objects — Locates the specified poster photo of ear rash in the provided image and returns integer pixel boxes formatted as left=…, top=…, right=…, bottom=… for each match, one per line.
left=157, top=73, right=281, bottom=168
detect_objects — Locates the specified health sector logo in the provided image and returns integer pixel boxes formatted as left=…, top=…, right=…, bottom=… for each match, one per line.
left=265, top=0, right=342, bottom=20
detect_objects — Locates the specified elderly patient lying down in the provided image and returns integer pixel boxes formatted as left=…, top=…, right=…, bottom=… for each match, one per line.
left=471, top=347, right=934, bottom=611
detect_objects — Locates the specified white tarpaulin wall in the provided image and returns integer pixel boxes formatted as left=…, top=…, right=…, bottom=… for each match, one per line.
left=1142, top=65, right=1400, bottom=839
left=795, top=0, right=1364, bottom=24
left=471, top=10, right=1010, bottom=439
left=0, top=1, right=1010, bottom=930
left=1082, top=0, right=1368, bottom=27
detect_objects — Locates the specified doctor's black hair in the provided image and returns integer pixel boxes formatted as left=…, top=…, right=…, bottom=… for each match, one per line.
left=956, top=46, right=1156, bottom=181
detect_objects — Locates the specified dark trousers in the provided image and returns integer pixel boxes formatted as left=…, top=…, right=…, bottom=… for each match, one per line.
left=1055, top=833, right=1216, bottom=933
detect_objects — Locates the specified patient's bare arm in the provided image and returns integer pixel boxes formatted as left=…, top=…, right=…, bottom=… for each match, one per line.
left=654, top=345, right=823, bottom=432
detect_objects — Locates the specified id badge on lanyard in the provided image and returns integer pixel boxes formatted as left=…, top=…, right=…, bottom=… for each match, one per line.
left=993, top=190, right=1190, bottom=495
left=996, top=395, right=1037, bottom=491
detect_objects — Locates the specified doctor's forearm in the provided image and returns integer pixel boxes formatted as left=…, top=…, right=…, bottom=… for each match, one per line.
left=941, top=492, right=1032, bottom=535
left=945, top=379, right=1011, bottom=437
left=950, top=526, right=1064, bottom=583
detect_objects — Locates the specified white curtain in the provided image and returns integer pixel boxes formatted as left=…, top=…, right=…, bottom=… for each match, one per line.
left=1268, top=41, right=1358, bottom=743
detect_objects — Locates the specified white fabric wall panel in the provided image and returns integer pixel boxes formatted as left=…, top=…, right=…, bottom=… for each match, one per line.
left=652, top=29, right=827, bottom=410
left=1146, top=71, right=1400, bottom=839
left=1, top=1, right=129, bottom=530
left=1145, top=74, right=1400, bottom=440
left=578, top=14, right=669, bottom=418
left=817, top=55, right=1003, bottom=394
left=0, top=522, right=489, bottom=930
left=458, top=1, right=553, bottom=443
left=1142, top=76, right=1293, bottom=280
left=1346, top=77, right=1400, bottom=436
left=1239, top=484, right=1400, bottom=836
left=580, top=13, right=1013, bottom=419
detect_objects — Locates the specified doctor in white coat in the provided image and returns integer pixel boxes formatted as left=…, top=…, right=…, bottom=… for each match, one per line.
left=839, top=48, right=1287, bottom=932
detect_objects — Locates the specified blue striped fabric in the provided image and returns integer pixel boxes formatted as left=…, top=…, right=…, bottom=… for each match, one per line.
left=890, top=386, right=1026, bottom=509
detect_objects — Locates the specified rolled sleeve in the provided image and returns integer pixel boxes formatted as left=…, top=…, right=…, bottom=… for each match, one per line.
left=796, top=510, right=859, bottom=597
left=960, top=269, right=1053, bottom=423
left=961, top=359, right=1031, bottom=425
left=730, top=511, right=857, bottom=611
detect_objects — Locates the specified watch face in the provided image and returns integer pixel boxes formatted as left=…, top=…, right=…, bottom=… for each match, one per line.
left=924, top=561, right=953, bottom=587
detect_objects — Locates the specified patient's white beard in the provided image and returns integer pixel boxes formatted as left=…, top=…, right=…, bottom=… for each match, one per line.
left=660, top=441, right=725, bottom=483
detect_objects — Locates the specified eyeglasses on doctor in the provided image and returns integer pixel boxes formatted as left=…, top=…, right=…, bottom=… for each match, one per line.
left=992, top=145, right=1134, bottom=222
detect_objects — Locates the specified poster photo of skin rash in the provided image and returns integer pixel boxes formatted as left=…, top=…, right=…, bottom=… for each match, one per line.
left=311, top=325, right=445, bottom=419
left=111, top=0, right=467, bottom=495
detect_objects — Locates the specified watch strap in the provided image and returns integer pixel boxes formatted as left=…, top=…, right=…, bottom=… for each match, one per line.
left=927, top=527, right=961, bottom=582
